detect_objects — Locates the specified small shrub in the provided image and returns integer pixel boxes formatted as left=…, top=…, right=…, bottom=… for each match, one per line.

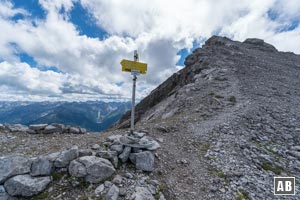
left=229, top=96, right=236, bottom=103
left=34, top=192, right=49, bottom=200
left=217, top=172, right=226, bottom=178
left=51, top=171, right=65, bottom=181
left=261, top=163, right=282, bottom=175
left=236, top=194, right=243, bottom=200
left=215, top=94, right=224, bottom=99
left=236, top=189, right=250, bottom=200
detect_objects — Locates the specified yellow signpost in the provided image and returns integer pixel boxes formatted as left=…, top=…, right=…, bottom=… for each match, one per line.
left=121, top=51, right=147, bottom=134
left=121, top=59, right=147, bottom=74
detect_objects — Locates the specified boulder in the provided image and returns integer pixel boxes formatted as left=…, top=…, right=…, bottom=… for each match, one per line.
left=4, top=175, right=51, bottom=197
left=140, top=137, right=160, bottom=150
left=29, top=124, right=48, bottom=131
left=51, top=123, right=65, bottom=131
left=73, top=156, right=115, bottom=183
left=26, top=129, right=37, bottom=134
left=104, top=184, right=119, bottom=200
left=79, top=127, right=87, bottom=134
left=112, top=175, right=122, bottom=185
left=120, top=136, right=160, bottom=150
left=119, top=147, right=132, bottom=163
left=54, top=146, right=79, bottom=168
left=96, top=151, right=119, bottom=168
left=131, top=186, right=155, bottom=200
left=0, top=155, right=31, bottom=184
left=129, top=153, right=137, bottom=164
left=30, top=156, right=53, bottom=176
left=91, top=144, right=101, bottom=150
left=43, top=125, right=61, bottom=134
left=69, top=127, right=81, bottom=134
left=69, top=160, right=87, bottom=178
left=6, top=124, right=29, bottom=133
left=95, top=184, right=105, bottom=195
left=110, top=145, right=124, bottom=154
left=135, top=151, right=154, bottom=172
left=45, top=152, right=60, bottom=162
left=133, top=132, right=146, bottom=138
left=107, top=135, right=122, bottom=143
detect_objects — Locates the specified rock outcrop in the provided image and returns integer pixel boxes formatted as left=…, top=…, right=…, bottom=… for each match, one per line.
left=114, top=36, right=300, bottom=200
left=0, top=132, right=162, bottom=199
left=1, top=123, right=87, bottom=134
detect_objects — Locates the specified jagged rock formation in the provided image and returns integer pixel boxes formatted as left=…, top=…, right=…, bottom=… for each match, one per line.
left=114, top=36, right=300, bottom=199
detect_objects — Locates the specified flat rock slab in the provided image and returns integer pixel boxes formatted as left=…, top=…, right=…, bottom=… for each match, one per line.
left=43, top=125, right=61, bottom=134
left=120, top=136, right=160, bottom=150
left=4, top=175, right=51, bottom=197
left=0, top=155, right=31, bottom=184
left=29, top=124, right=48, bottom=131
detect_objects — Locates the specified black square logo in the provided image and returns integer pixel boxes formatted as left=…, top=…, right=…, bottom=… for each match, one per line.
left=274, top=177, right=295, bottom=195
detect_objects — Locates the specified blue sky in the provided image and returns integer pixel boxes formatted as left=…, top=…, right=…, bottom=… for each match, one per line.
left=0, top=0, right=299, bottom=101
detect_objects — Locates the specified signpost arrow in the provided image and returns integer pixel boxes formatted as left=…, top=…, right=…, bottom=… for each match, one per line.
left=121, top=50, right=147, bottom=134
left=120, top=59, right=147, bottom=74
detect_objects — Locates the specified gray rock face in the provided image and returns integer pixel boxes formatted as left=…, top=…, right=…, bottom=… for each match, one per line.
left=119, top=147, right=132, bottom=163
left=69, top=160, right=87, bottom=178
left=30, top=156, right=53, bottom=176
left=131, top=186, right=154, bottom=200
left=104, top=184, right=119, bottom=200
left=54, top=146, right=79, bottom=168
left=43, top=125, right=61, bottom=134
left=135, top=151, right=154, bottom=172
left=0, top=155, right=31, bottom=184
left=4, top=175, right=51, bottom=197
left=74, top=156, right=115, bottom=183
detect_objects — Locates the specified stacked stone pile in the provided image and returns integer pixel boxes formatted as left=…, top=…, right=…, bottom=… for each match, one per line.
left=0, top=132, right=164, bottom=200
left=0, top=123, right=87, bottom=134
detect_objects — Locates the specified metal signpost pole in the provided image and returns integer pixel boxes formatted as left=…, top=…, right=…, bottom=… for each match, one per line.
left=130, top=50, right=139, bottom=135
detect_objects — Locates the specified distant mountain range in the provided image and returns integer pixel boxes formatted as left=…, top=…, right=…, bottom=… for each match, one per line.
left=0, top=101, right=131, bottom=132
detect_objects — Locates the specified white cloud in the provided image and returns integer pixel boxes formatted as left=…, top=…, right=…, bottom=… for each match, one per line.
left=0, top=0, right=299, bottom=101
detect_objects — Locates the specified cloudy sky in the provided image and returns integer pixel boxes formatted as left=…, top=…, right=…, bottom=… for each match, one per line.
left=0, top=0, right=299, bottom=102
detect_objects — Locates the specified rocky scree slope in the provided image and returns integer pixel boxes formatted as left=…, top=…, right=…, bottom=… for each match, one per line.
left=114, top=36, right=300, bottom=199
